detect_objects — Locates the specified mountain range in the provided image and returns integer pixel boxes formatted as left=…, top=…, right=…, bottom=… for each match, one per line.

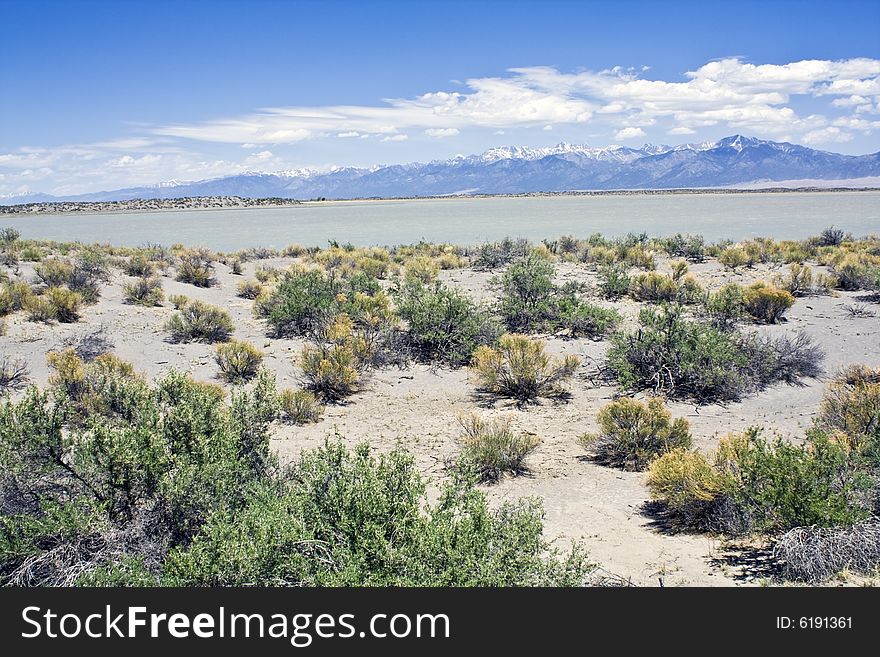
left=4, top=135, right=880, bottom=204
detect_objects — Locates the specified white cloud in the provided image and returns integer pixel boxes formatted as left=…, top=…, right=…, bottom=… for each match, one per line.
left=801, top=126, right=854, bottom=145
left=668, top=126, right=696, bottom=135
left=615, top=127, right=646, bottom=140
left=337, top=131, right=361, bottom=138
left=543, top=124, right=553, bottom=131
left=425, top=127, right=460, bottom=138
left=381, top=134, right=408, bottom=142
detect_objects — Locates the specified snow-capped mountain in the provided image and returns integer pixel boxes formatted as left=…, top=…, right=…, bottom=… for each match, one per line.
left=3, top=135, right=879, bottom=204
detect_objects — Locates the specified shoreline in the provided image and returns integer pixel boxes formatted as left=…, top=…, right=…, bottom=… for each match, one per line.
left=2, top=186, right=879, bottom=218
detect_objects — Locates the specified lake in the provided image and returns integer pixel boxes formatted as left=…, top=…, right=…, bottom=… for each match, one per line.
left=4, top=191, right=880, bottom=251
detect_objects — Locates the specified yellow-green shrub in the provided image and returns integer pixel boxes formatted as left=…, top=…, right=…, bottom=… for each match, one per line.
left=236, top=279, right=264, bottom=299
left=45, top=286, right=82, bottom=323
left=580, top=397, right=693, bottom=470
left=470, top=334, right=579, bottom=404
left=816, top=365, right=880, bottom=451
left=279, top=388, right=325, bottom=424
left=742, top=281, right=795, bottom=323
left=215, top=340, right=264, bottom=383
left=457, top=413, right=540, bottom=482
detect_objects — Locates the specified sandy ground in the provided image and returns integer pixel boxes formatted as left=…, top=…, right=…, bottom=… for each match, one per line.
left=2, top=254, right=879, bottom=586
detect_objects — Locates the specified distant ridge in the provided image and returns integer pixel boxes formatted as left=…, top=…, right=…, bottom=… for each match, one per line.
left=3, top=135, right=879, bottom=204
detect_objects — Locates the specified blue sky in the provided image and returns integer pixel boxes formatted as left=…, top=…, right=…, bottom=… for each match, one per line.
left=2, top=0, right=879, bottom=195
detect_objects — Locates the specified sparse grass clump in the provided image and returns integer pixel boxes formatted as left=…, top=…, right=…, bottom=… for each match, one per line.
left=236, top=279, right=263, bottom=299
left=279, top=388, right=324, bottom=424
left=165, top=300, right=234, bottom=343
left=393, top=280, right=501, bottom=367
left=580, top=397, right=692, bottom=471
left=742, top=282, right=795, bottom=323
left=122, top=254, right=154, bottom=277
left=175, top=248, right=215, bottom=287
left=457, top=414, right=540, bottom=482
left=168, top=294, right=189, bottom=310
left=470, top=333, right=579, bottom=405
left=123, top=276, right=164, bottom=306
left=215, top=340, right=264, bottom=383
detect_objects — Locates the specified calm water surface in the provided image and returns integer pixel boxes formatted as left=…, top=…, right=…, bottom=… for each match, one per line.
left=4, top=192, right=880, bottom=251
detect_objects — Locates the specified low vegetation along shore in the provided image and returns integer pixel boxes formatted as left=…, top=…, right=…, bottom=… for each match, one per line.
left=1, top=225, right=879, bottom=586
left=0, top=196, right=301, bottom=216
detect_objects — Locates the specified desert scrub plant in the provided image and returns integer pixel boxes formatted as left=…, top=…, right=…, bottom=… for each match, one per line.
left=122, top=276, right=164, bottom=306
left=33, top=258, right=74, bottom=287
left=229, top=259, right=243, bottom=275
left=165, top=300, right=234, bottom=343
left=646, top=448, right=725, bottom=529
left=773, top=520, right=880, bottom=583
left=470, top=334, right=579, bottom=405
left=629, top=271, right=679, bottom=303
left=773, top=263, right=814, bottom=297
left=553, top=295, right=621, bottom=339
left=607, top=304, right=821, bottom=402
left=23, top=294, right=56, bottom=322
left=815, top=365, right=880, bottom=455
left=403, top=256, right=440, bottom=285
left=298, top=315, right=370, bottom=401
left=260, top=268, right=383, bottom=338
left=457, top=414, right=540, bottom=482
left=0, top=356, right=30, bottom=394
left=472, top=237, right=531, bottom=269
left=648, top=429, right=872, bottom=535
left=580, top=397, right=693, bottom=471
left=831, top=251, right=880, bottom=291
left=44, top=286, right=82, bottom=322
left=495, top=253, right=557, bottom=332
left=122, top=254, right=154, bottom=277
left=597, top=264, right=631, bottom=299
left=392, top=279, right=501, bottom=367
left=175, top=248, right=215, bottom=287
left=704, top=283, right=745, bottom=328
left=718, top=246, right=750, bottom=270
left=0, top=280, right=34, bottom=315
left=214, top=340, right=264, bottom=383
left=236, top=279, right=263, bottom=299
left=742, top=282, right=795, bottom=323
left=168, top=294, right=189, bottom=310
left=279, top=388, right=325, bottom=424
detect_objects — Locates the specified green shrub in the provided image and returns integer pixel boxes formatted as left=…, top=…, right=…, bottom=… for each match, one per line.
left=215, top=340, right=264, bottom=383
left=704, top=283, right=745, bottom=327
left=742, top=282, right=795, bottom=323
left=175, top=248, right=215, bottom=287
left=648, top=429, right=872, bottom=535
left=393, top=280, right=501, bottom=367
left=403, top=256, right=440, bottom=285
left=123, top=276, right=164, bottom=306
left=773, top=263, right=813, bottom=297
left=44, top=287, right=82, bottom=323
left=165, top=301, right=234, bottom=343
left=457, top=414, right=540, bottom=482
left=279, top=388, right=324, bottom=424
left=236, top=279, right=263, bottom=299
left=495, top=254, right=557, bottom=332
left=260, top=268, right=381, bottom=338
left=553, top=296, right=620, bottom=339
left=607, top=304, right=821, bottom=402
left=831, top=252, right=880, bottom=291
left=580, top=397, right=692, bottom=471
left=597, top=264, right=631, bottom=299
left=470, top=334, right=579, bottom=405
left=473, top=237, right=531, bottom=269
